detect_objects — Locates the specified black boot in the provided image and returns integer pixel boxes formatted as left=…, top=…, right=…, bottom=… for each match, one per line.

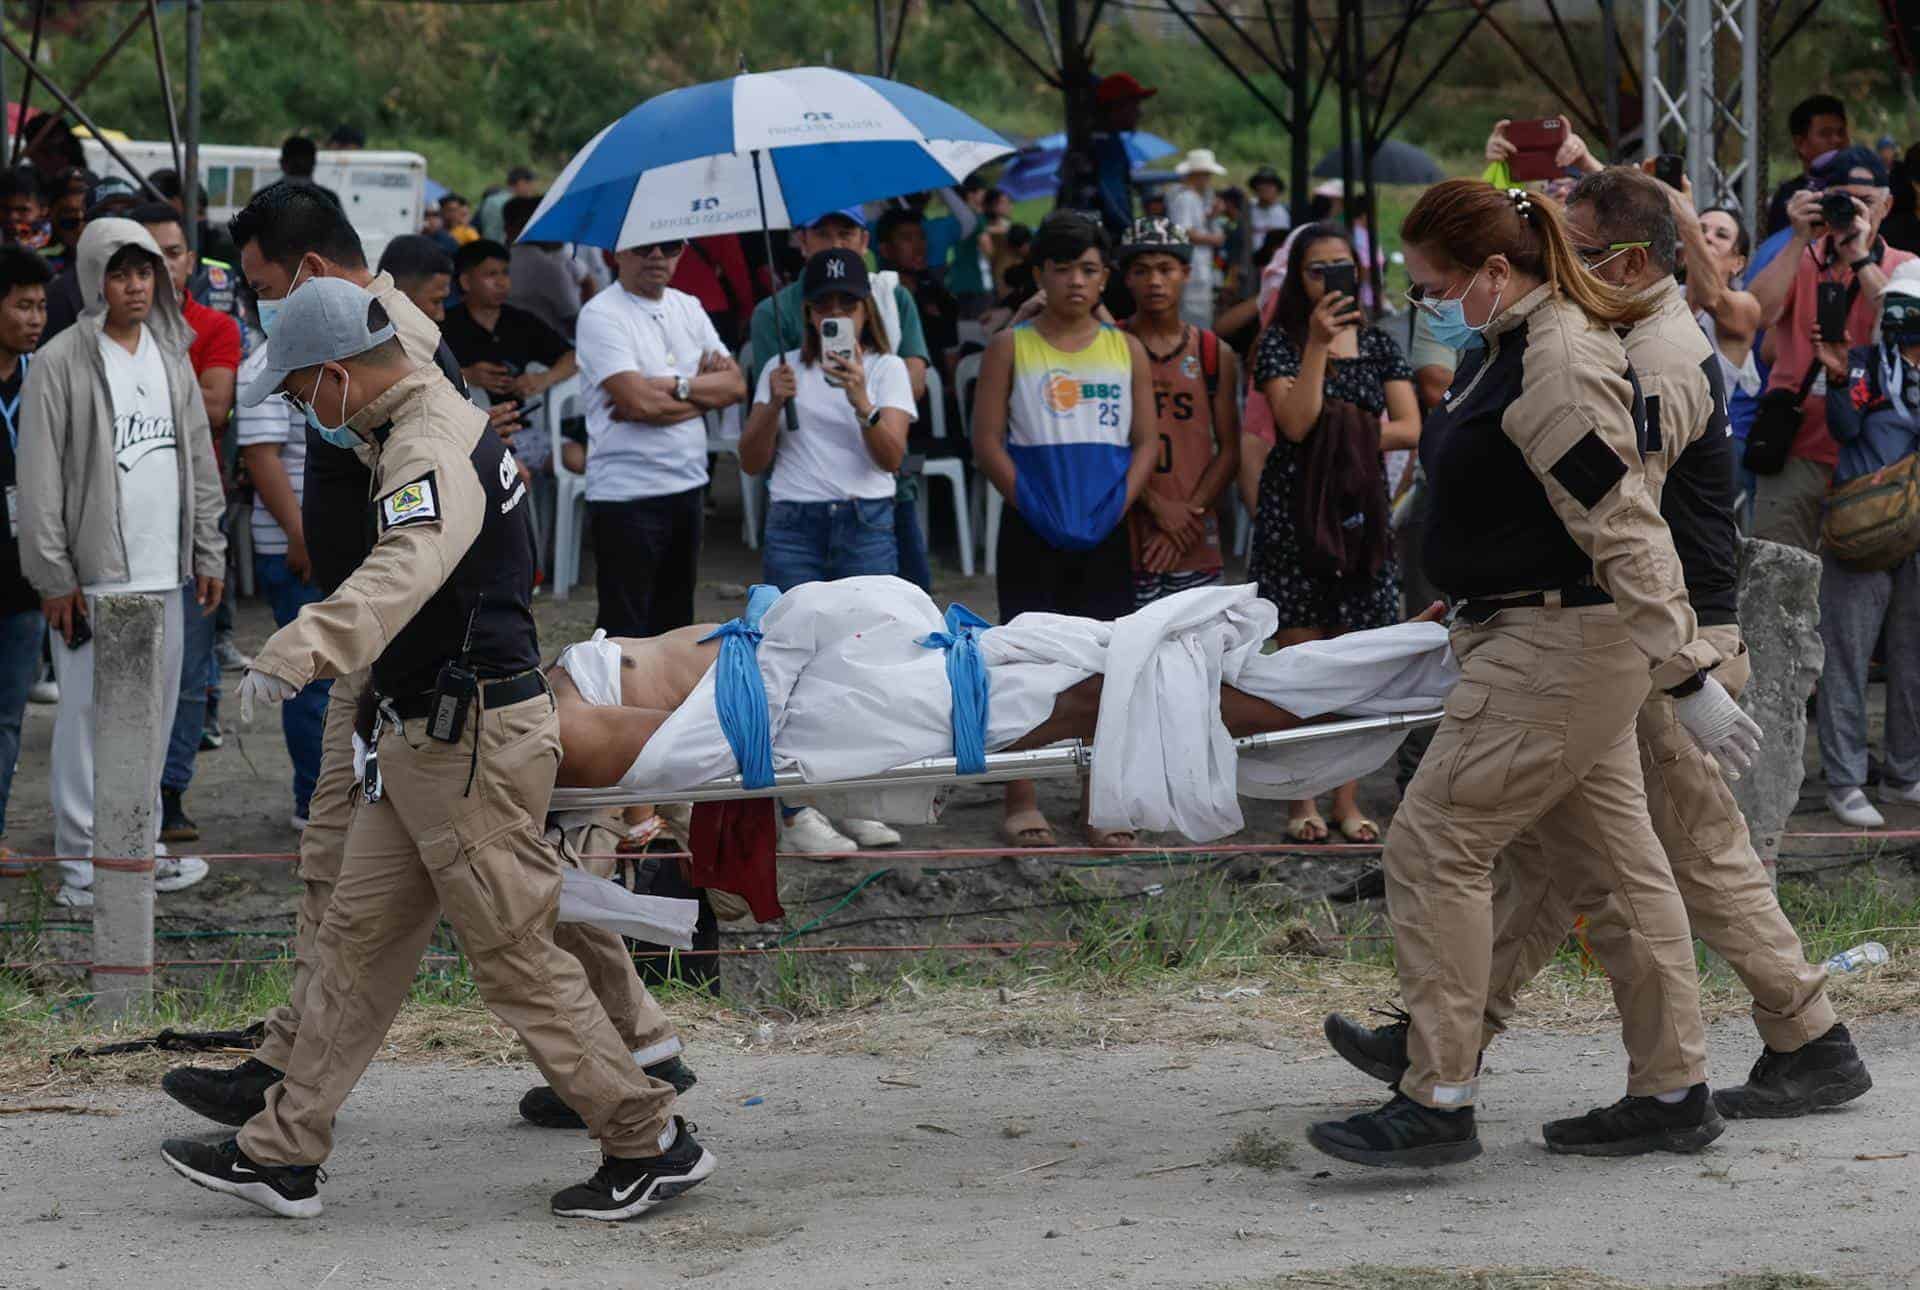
left=160, top=788, right=199, bottom=843
left=162, top=1057, right=283, bottom=1126
left=519, top=1055, right=699, bottom=1129
left=1307, top=1091, right=1481, bottom=1167
left=1713, top=1023, right=1872, bottom=1119
left=1324, top=1008, right=1411, bottom=1083
left=1543, top=1083, right=1725, bottom=1156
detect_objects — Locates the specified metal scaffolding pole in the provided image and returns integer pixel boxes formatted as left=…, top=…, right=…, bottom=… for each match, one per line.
left=1643, top=0, right=1759, bottom=213
left=186, top=0, right=203, bottom=253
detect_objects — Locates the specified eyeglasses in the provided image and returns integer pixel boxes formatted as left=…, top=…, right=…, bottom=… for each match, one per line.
left=1574, top=239, right=1651, bottom=266
left=1403, top=280, right=1472, bottom=319
left=634, top=239, right=686, bottom=258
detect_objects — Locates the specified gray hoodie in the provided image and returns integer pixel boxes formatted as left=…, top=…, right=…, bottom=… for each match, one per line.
left=16, top=217, right=224, bottom=597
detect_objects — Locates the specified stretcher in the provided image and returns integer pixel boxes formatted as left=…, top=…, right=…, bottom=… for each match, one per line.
left=546, top=711, right=1446, bottom=813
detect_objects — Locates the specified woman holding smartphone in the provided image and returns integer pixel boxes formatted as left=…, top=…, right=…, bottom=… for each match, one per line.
left=742, top=248, right=915, bottom=590
left=741, top=247, right=917, bottom=855
left=1247, top=222, right=1420, bottom=845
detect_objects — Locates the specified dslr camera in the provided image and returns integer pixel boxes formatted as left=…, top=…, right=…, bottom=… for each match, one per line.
left=1820, top=189, right=1859, bottom=233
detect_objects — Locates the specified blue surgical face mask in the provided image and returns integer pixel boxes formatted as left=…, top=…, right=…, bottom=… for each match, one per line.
left=256, top=260, right=309, bottom=338
left=298, top=365, right=358, bottom=450
left=1426, top=271, right=1499, bottom=353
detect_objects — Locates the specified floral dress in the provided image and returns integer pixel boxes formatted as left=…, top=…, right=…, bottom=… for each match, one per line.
left=1249, top=324, right=1411, bottom=632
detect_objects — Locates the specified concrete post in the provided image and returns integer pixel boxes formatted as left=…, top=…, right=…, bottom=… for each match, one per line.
left=1731, top=538, right=1824, bottom=875
left=89, top=593, right=165, bottom=1017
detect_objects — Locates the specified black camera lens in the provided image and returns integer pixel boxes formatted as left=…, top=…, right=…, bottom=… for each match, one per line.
left=1821, top=191, right=1857, bottom=229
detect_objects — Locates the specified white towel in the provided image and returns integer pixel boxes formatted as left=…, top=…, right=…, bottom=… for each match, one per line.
left=555, top=867, right=701, bottom=948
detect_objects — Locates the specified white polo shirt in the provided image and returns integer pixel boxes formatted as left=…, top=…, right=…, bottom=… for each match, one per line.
left=574, top=284, right=725, bottom=502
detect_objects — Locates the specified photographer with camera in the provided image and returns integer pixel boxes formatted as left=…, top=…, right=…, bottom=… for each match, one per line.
left=1744, top=146, right=1912, bottom=551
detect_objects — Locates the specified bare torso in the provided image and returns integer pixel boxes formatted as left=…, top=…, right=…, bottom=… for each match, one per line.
left=609, top=626, right=723, bottom=711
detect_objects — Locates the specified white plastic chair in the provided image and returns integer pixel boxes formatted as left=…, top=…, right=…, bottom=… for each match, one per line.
left=705, top=409, right=762, bottom=550
left=914, top=365, right=974, bottom=577
left=734, top=342, right=768, bottom=549
left=950, top=350, right=1004, bottom=576
left=546, top=375, right=589, bottom=600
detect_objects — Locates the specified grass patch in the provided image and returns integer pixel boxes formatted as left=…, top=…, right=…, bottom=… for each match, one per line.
left=1223, top=1127, right=1297, bottom=1172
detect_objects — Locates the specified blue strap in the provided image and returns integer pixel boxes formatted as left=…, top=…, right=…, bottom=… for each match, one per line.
left=698, top=584, right=781, bottom=790
left=918, top=603, right=993, bottom=775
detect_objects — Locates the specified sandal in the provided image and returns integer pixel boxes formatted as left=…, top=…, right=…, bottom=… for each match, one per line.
left=1337, top=815, right=1381, bottom=844
left=1286, top=812, right=1329, bottom=843
left=1084, top=825, right=1138, bottom=850
left=999, top=809, right=1058, bottom=849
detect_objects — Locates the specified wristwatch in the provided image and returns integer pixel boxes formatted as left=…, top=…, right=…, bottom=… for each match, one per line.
left=674, top=375, right=692, bottom=402
left=865, top=405, right=884, bottom=428
left=1851, top=255, right=1875, bottom=272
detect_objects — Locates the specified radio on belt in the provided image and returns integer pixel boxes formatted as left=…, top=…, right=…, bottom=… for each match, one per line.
left=428, top=597, right=483, bottom=743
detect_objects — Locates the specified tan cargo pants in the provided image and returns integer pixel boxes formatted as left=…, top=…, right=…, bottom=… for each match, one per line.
left=239, top=691, right=675, bottom=1165
left=256, top=668, right=364, bottom=1073
left=1484, top=623, right=1835, bottom=1056
left=1383, top=605, right=1708, bottom=1108
left=255, top=681, right=682, bottom=1073
left=552, top=818, right=683, bottom=1065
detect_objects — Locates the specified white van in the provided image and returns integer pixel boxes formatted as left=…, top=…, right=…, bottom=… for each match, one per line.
left=79, top=139, right=427, bottom=265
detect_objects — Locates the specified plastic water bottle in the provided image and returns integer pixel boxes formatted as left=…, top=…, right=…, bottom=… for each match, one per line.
left=1823, top=942, right=1890, bottom=974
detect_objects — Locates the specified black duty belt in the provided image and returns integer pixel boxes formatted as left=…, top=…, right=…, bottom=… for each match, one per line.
left=1456, top=584, right=1613, bottom=623
left=384, top=668, right=546, bottom=721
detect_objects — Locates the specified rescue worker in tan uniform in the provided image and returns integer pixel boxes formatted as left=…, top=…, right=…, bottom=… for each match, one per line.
left=160, top=279, right=715, bottom=1222
left=1307, top=180, right=1761, bottom=1168
left=159, top=184, right=694, bottom=1132
left=1324, top=168, right=1871, bottom=1124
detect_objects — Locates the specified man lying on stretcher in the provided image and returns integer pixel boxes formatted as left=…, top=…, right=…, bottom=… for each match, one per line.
left=547, top=577, right=1454, bottom=846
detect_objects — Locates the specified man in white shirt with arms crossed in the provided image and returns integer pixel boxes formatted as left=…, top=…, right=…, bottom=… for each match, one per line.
left=574, top=237, right=745, bottom=638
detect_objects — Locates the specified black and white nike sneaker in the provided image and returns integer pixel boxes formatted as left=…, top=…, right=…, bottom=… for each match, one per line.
left=160, top=1136, right=323, bottom=1218
left=520, top=1055, right=700, bottom=1130
left=162, top=1057, right=284, bottom=1127
left=550, top=1117, right=716, bottom=1221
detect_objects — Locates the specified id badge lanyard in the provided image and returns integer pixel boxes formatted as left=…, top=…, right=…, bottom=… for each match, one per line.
left=0, top=353, right=28, bottom=455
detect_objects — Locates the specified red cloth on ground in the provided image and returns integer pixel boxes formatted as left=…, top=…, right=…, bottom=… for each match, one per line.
left=688, top=799, right=782, bottom=922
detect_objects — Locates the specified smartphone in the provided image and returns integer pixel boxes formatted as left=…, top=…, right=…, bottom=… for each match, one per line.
left=1320, top=262, right=1359, bottom=307
left=1653, top=154, right=1685, bottom=191
left=515, top=398, right=544, bottom=420
left=819, top=316, right=857, bottom=367
left=1505, top=117, right=1567, bottom=182
left=1817, top=281, right=1850, bottom=343
left=67, top=607, right=91, bottom=650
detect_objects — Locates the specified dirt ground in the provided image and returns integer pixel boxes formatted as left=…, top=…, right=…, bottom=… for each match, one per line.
left=0, top=1014, right=1912, bottom=1289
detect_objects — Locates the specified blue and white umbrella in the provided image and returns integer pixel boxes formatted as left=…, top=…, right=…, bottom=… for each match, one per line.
left=520, top=66, right=1015, bottom=248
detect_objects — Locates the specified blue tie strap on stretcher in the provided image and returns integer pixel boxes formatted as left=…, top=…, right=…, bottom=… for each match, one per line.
left=699, top=583, right=781, bottom=790
left=917, top=602, right=993, bottom=775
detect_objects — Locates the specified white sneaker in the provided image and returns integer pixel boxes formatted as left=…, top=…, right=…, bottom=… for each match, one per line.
left=27, top=679, right=57, bottom=705
left=837, top=817, right=901, bottom=848
left=1828, top=789, right=1886, bottom=829
left=778, top=807, right=856, bottom=856
left=155, top=856, right=210, bottom=892
left=1879, top=780, right=1920, bottom=805
left=54, top=883, right=94, bottom=909
left=213, top=638, right=252, bottom=673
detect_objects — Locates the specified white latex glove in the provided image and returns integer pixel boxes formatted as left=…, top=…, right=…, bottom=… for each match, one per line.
left=1673, top=675, right=1762, bottom=778
left=237, top=669, right=298, bottom=725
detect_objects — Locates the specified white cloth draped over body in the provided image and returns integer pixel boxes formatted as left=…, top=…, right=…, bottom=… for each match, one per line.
left=555, top=577, right=1459, bottom=843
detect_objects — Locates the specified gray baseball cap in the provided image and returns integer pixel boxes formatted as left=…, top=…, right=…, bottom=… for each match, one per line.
left=240, top=276, right=398, bottom=407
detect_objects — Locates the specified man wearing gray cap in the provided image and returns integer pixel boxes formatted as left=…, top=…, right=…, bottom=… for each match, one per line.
left=159, top=277, right=713, bottom=1223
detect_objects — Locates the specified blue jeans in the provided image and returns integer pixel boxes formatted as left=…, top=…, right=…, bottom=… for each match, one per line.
left=762, top=498, right=899, bottom=591
left=162, top=582, right=217, bottom=794
left=256, top=553, right=331, bottom=817
left=0, top=608, right=44, bottom=835
left=894, top=493, right=932, bottom=592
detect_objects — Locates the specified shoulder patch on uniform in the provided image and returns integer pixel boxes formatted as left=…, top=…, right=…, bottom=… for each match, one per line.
left=378, top=471, right=441, bottom=530
left=1548, top=430, right=1628, bottom=510
left=1643, top=393, right=1663, bottom=455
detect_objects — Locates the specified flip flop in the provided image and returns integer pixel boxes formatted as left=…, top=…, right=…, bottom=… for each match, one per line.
left=1084, top=825, right=1138, bottom=850
left=1337, top=815, right=1381, bottom=844
left=1287, top=812, right=1330, bottom=843
left=1000, top=809, right=1058, bottom=849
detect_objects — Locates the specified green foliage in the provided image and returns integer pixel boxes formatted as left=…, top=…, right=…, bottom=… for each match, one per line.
left=11, top=0, right=1915, bottom=211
